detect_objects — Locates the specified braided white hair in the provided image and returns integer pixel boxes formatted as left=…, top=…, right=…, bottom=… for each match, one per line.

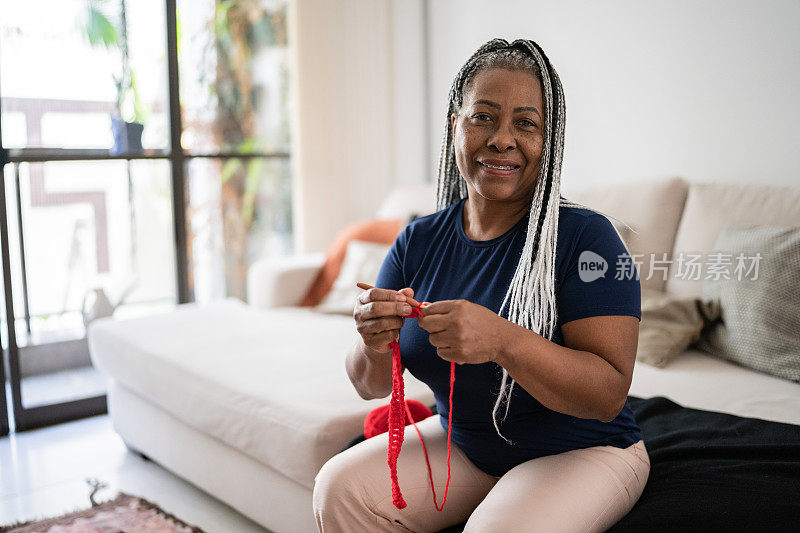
left=436, top=39, right=634, bottom=444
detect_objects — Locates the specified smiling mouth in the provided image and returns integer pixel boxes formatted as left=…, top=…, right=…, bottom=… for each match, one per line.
left=478, top=161, right=521, bottom=172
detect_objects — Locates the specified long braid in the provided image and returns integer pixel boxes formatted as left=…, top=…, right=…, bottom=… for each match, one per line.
left=435, top=39, right=629, bottom=445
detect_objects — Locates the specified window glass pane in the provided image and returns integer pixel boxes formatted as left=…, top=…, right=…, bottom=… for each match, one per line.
left=178, top=0, right=290, bottom=155
left=4, top=160, right=178, bottom=344
left=186, top=156, right=292, bottom=303
left=0, top=0, right=169, bottom=152
left=2, top=160, right=178, bottom=407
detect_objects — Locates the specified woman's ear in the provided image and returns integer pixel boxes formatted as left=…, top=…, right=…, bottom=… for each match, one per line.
left=450, top=113, right=457, bottom=137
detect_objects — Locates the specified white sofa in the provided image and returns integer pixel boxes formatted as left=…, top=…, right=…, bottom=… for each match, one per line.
left=87, top=177, right=800, bottom=533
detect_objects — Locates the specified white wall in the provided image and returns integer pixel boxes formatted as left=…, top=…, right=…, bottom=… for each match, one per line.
left=424, top=0, right=800, bottom=193
left=288, top=0, right=428, bottom=254
left=288, top=0, right=393, bottom=255
left=391, top=0, right=429, bottom=184
left=288, top=0, right=798, bottom=254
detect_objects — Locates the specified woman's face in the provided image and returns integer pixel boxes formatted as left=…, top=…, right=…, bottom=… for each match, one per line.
left=451, top=67, right=545, bottom=206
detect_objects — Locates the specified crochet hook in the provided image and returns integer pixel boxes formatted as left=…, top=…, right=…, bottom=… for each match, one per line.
left=356, top=282, right=426, bottom=308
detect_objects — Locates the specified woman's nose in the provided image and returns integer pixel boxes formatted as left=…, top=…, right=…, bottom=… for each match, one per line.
left=486, top=122, right=516, bottom=152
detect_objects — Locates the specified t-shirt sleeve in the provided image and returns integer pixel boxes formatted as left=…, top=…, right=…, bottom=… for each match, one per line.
left=374, top=225, right=410, bottom=292
left=557, top=214, right=641, bottom=325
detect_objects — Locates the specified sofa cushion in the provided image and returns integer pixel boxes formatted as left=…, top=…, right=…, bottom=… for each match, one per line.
left=299, top=219, right=405, bottom=307
left=666, top=181, right=800, bottom=298
left=87, top=298, right=435, bottom=490
left=561, top=176, right=689, bottom=293
left=636, top=290, right=720, bottom=368
left=628, top=347, right=800, bottom=426
left=315, top=240, right=392, bottom=315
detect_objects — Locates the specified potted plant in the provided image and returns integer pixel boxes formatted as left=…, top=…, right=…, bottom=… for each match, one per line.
left=80, top=0, right=147, bottom=155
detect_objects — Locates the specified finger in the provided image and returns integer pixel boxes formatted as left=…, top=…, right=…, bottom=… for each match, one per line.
left=358, top=316, right=404, bottom=335
left=427, top=331, right=453, bottom=348
left=355, top=287, right=413, bottom=320
left=358, top=287, right=408, bottom=305
left=398, top=287, right=415, bottom=299
left=436, top=347, right=464, bottom=365
left=418, top=300, right=456, bottom=315
left=416, top=314, right=449, bottom=334
left=357, top=300, right=413, bottom=322
left=366, top=329, right=400, bottom=349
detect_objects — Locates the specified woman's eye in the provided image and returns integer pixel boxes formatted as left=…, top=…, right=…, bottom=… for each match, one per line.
left=473, top=114, right=492, bottom=121
left=518, top=119, right=537, bottom=128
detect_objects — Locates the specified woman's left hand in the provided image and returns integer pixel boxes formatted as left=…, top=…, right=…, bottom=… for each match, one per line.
left=417, top=299, right=506, bottom=365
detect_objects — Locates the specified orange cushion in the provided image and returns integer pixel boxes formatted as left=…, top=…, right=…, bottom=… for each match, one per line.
left=299, top=218, right=405, bottom=307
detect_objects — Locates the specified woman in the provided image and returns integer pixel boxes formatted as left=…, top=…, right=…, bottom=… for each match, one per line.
left=314, top=38, right=650, bottom=532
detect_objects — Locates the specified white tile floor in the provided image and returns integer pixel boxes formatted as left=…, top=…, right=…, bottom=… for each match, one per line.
left=20, top=366, right=107, bottom=408
left=0, top=414, right=272, bottom=533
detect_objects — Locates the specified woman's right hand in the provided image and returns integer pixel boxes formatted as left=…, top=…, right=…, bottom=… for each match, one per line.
left=354, top=286, right=415, bottom=354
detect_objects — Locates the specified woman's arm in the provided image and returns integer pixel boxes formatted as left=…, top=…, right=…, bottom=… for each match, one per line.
left=417, top=300, right=638, bottom=422
left=345, top=338, right=398, bottom=400
left=493, top=314, right=638, bottom=422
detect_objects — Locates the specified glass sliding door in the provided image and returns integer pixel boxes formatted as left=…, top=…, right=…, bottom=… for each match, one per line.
left=0, top=0, right=292, bottom=433
left=0, top=0, right=174, bottom=432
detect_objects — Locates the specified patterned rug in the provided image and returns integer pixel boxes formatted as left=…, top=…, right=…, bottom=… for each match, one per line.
left=0, top=478, right=206, bottom=532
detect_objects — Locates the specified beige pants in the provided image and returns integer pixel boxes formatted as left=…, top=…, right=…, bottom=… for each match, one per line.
left=313, top=414, right=650, bottom=532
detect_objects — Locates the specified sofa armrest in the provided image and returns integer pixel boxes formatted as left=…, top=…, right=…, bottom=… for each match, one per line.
left=246, top=252, right=326, bottom=309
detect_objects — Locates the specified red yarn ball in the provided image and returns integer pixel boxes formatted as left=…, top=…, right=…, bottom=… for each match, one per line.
left=364, top=399, right=433, bottom=439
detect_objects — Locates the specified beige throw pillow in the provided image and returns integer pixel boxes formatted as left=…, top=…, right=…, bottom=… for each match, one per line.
left=315, top=240, right=392, bottom=315
left=636, top=290, right=721, bottom=368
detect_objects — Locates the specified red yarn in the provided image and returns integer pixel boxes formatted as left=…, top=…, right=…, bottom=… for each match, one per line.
left=364, top=399, right=432, bottom=440
left=387, top=306, right=455, bottom=511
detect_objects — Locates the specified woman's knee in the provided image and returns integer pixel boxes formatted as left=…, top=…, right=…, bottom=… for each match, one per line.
left=462, top=515, right=508, bottom=533
left=313, top=450, right=378, bottom=528
left=462, top=501, right=525, bottom=533
left=314, top=454, right=359, bottom=509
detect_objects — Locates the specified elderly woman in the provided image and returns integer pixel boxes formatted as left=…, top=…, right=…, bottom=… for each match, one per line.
left=314, top=38, right=649, bottom=532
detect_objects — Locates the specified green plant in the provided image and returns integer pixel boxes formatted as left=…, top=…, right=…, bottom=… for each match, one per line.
left=204, top=0, right=288, bottom=299
left=79, top=0, right=148, bottom=124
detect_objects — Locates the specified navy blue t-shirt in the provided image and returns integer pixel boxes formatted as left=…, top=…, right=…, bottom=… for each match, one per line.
left=375, top=196, right=643, bottom=477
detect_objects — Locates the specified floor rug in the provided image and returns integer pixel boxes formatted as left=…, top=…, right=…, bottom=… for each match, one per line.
left=0, top=478, right=206, bottom=532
